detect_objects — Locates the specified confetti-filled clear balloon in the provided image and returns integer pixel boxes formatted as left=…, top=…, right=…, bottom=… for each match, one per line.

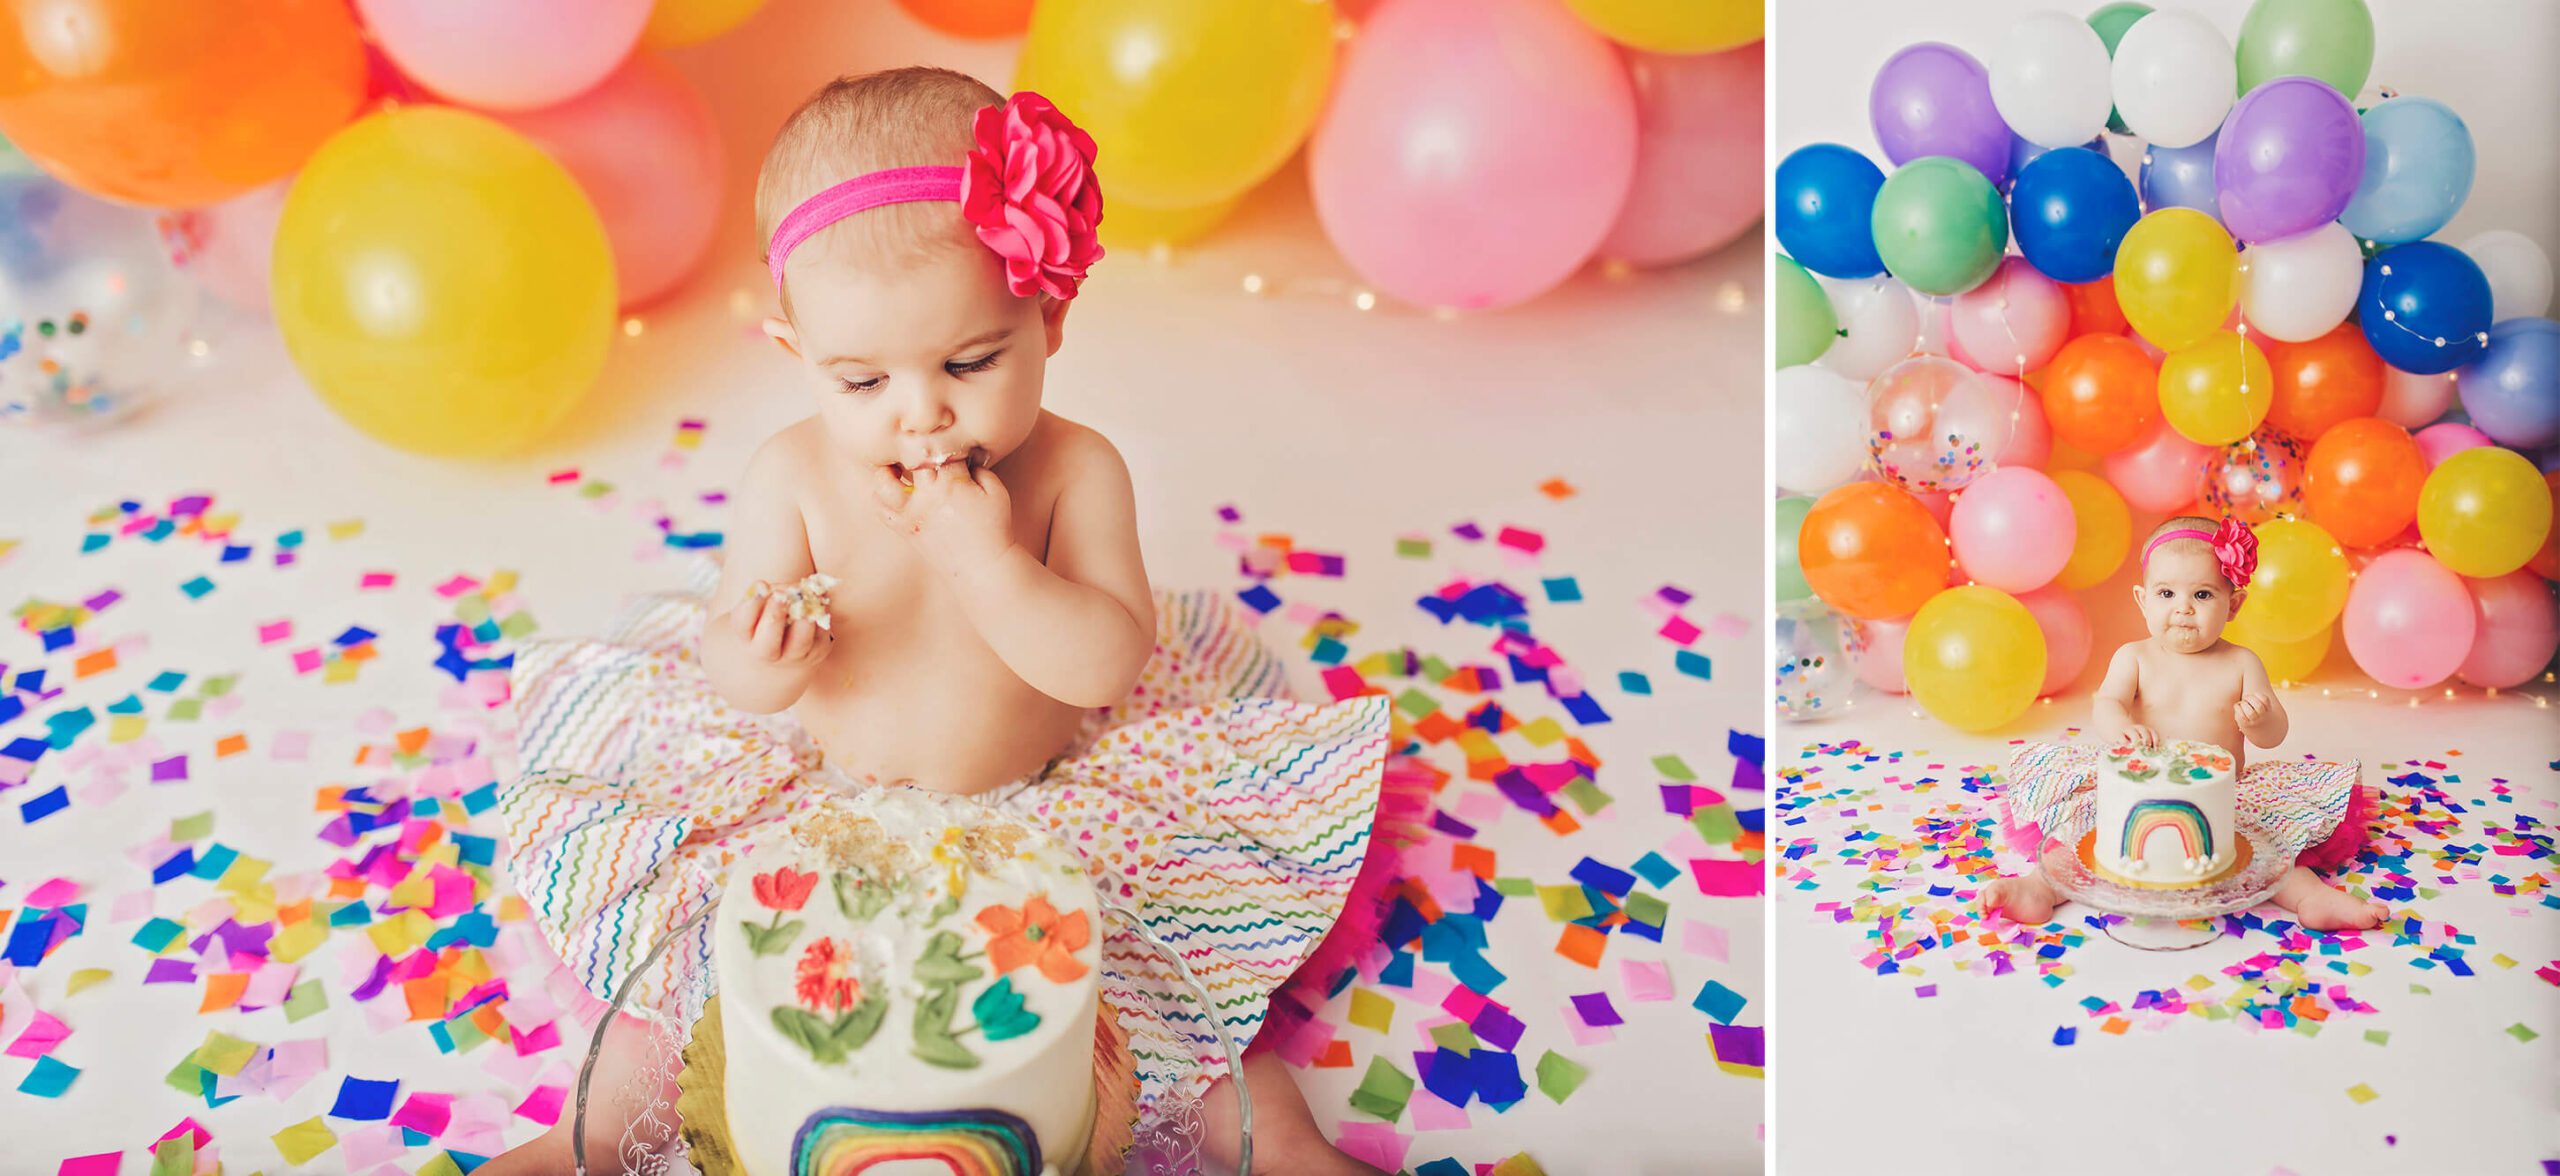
left=2198, top=429, right=2309, bottom=524
left=1865, top=353, right=2015, bottom=493
left=0, top=172, right=201, bottom=430
left=1775, top=604, right=1865, bottom=721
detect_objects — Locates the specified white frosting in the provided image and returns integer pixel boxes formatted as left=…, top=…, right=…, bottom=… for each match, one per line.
left=2092, top=739, right=2238, bottom=885
left=713, top=788, right=1099, bottom=1176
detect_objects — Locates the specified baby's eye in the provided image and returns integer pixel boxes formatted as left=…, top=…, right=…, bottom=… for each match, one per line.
left=2155, top=588, right=2173, bottom=598
left=947, top=350, right=1002, bottom=376
left=838, top=375, right=884, bottom=395
left=2193, top=590, right=2213, bottom=600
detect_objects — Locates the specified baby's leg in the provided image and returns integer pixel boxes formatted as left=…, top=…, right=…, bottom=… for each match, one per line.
left=474, top=1012, right=681, bottom=1176
left=2270, top=865, right=2389, bottom=931
left=1977, top=870, right=2065, bottom=925
left=1198, top=1051, right=1381, bottom=1176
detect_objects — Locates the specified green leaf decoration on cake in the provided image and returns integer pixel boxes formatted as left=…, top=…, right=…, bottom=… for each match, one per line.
left=925, top=887, right=962, bottom=924
left=914, top=929, right=986, bottom=987
left=828, top=994, right=888, bottom=1055
left=772, top=996, right=889, bottom=1066
left=971, top=975, right=1041, bottom=1042
left=834, top=871, right=894, bottom=922
left=911, top=982, right=981, bottom=1069
left=740, top=916, right=804, bottom=957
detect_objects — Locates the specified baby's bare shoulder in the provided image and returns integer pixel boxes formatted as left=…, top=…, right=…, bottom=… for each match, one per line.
left=1009, top=412, right=1128, bottom=488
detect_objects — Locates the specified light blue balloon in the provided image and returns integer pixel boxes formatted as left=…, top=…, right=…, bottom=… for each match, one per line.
left=2457, top=318, right=2560, bottom=449
left=2140, top=131, right=2221, bottom=220
left=2339, top=96, right=2474, bottom=244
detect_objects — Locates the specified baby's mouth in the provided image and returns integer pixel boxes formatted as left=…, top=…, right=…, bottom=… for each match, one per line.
left=888, top=447, right=980, bottom=484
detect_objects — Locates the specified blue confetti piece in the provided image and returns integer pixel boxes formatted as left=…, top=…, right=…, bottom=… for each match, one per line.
left=1617, top=671, right=1652, bottom=695
left=1568, top=857, right=1637, bottom=897
left=18, top=785, right=69, bottom=824
left=329, top=1076, right=399, bottom=1120
left=2053, top=1026, right=2077, bottom=1046
left=1631, top=851, right=1680, bottom=889
left=1674, top=650, right=1712, bottom=680
left=1541, top=576, right=1582, bottom=603
left=1237, top=585, right=1281, bottom=614
left=179, top=576, right=215, bottom=599
left=1692, top=980, right=1747, bottom=1024
left=40, top=627, right=74, bottom=651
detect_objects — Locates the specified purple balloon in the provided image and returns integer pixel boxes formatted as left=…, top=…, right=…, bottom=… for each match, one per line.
left=2214, top=76, right=2365, bottom=244
left=1870, top=42, right=2012, bottom=187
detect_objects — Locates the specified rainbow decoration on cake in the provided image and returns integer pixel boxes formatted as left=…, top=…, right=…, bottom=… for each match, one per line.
left=2091, top=739, right=2239, bottom=888
left=2115, top=799, right=2214, bottom=871
left=788, top=1106, right=1043, bottom=1176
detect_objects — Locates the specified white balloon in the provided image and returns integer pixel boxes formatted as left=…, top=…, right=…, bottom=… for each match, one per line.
left=1816, top=276, right=1919, bottom=381
left=1989, top=11, right=2115, bottom=148
left=2238, top=221, right=2363, bottom=342
left=1775, top=365, right=1872, bottom=495
left=1909, top=288, right=1949, bottom=356
left=2376, top=364, right=2458, bottom=428
left=2110, top=10, right=2236, bottom=149
left=2460, top=228, right=2555, bottom=321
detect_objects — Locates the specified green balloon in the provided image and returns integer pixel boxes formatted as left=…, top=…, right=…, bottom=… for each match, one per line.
left=2237, top=0, right=2374, bottom=97
left=1869, top=156, right=2008, bottom=298
left=1774, top=255, right=1836, bottom=368
left=2086, top=3, right=2153, bottom=135
left=1775, top=495, right=1816, bottom=604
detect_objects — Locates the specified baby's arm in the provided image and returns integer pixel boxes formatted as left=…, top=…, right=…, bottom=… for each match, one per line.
left=948, top=430, right=1154, bottom=707
left=701, top=434, right=832, bottom=714
left=2092, top=643, right=2154, bottom=747
left=2232, top=646, right=2287, bottom=747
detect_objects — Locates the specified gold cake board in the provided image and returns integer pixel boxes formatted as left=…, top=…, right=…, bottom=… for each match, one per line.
left=2077, top=829, right=2254, bottom=892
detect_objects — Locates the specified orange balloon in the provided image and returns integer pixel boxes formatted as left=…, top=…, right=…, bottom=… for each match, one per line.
left=2063, top=275, right=2129, bottom=338
left=0, top=0, right=367, bottom=207
left=894, top=0, right=1035, bottom=37
left=2530, top=470, right=2560, bottom=581
left=2262, top=323, right=2385, bottom=442
left=2303, top=417, right=2426, bottom=549
left=1800, top=482, right=1952, bottom=621
left=2041, top=333, right=2161, bottom=455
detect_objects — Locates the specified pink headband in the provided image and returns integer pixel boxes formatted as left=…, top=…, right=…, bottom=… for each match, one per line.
left=765, top=90, right=1103, bottom=300
left=2141, top=518, right=2258, bottom=590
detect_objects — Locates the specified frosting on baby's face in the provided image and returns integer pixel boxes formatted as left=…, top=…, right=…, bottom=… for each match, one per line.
left=765, top=242, right=1066, bottom=480
left=2134, top=543, right=2239, bottom=654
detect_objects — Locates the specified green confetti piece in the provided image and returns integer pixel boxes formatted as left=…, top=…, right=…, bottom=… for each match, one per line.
left=1492, top=876, right=1538, bottom=898
left=1652, top=755, right=1696, bottom=782
left=415, top=1155, right=466, bottom=1176
left=2507, top=1023, right=2539, bottom=1043
left=2363, top=1029, right=2390, bottom=1045
left=1395, top=537, right=1431, bottom=559
left=1394, top=689, right=1441, bottom=719
left=1622, top=891, right=1668, bottom=928
left=199, top=675, right=238, bottom=697
left=285, top=980, right=329, bottom=1024
left=165, top=697, right=203, bottom=722
left=1348, top=1057, right=1414, bottom=1122
left=1692, top=805, right=1742, bottom=846
left=150, top=1136, right=195, bottom=1176
left=1560, top=778, right=1612, bottom=815
left=497, top=611, right=538, bottom=639
left=1427, top=1021, right=1479, bottom=1055
left=170, top=811, right=215, bottom=842
left=1534, top=1050, right=1588, bottom=1104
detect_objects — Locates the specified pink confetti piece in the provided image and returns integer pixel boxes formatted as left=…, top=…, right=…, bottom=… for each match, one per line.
left=358, top=571, right=396, bottom=590
left=26, top=878, right=80, bottom=907
left=1682, top=919, right=1731, bottom=963
left=513, top=1084, right=566, bottom=1126
left=56, top=1154, right=119, bottom=1176
left=5, top=1010, right=70, bottom=1058
left=1621, top=958, right=1674, bottom=1002
left=256, top=620, right=293, bottom=645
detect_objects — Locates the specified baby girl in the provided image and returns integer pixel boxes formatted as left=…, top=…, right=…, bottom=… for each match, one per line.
left=1980, top=516, right=2388, bottom=932
left=486, top=68, right=1396, bottom=1174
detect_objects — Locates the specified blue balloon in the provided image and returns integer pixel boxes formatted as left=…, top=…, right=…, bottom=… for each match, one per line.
left=2457, top=318, right=2560, bottom=448
left=2139, top=131, right=2221, bottom=220
left=2006, top=132, right=2106, bottom=193
left=1775, top=143, right=1887, bottom=279
left=2340, top=97, right=2475, bottom=245
left=2010, top=146, right=2140, bottom=284
left=2358, top=241, right=2493, bottom=375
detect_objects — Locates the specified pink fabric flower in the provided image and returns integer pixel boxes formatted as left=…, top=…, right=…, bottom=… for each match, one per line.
left=2210, top=517, right=2258, bottom=590
left=960, top=91, right=1105, bottom=301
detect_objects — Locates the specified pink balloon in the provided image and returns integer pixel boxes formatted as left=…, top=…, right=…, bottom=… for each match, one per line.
left=1597, top=44, right=1763, bottom=268
left=1950, top=466, right=2077, bottom=591
left=2456, top=570, right=2559, bottom=688
left=2376, top=366, right=2458, bottom=429
left=495, top=54, right=723, bottom=308
left=1944, top=257, right=2069, bottom=377
left=2412, top=421, right=2495, bottom=469
left=2015, top=584, right=2093, bottom=696
left=1988, top=375, right=2050, bottom=468
left=1310, top=0, right=1636, bottom=309
left=2343, top=549, right=2478, bottom=689
left=355, top=0, right=651, bottom=111
left=170, top=180, right=291, bottom=315
left=1849, top=615, right=1910, bottom=694
left=2103, top=416, right=2211, bottom=514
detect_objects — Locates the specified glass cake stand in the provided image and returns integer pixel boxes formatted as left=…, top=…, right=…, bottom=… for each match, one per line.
left=2039, top=813, right=2292, bottom=951
left=573, top=899, right=1252, bottom=1176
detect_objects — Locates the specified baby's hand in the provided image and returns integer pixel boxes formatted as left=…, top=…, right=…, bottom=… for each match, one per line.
left=724, top=582, right=832, bottom=667
left=874, top=462, right=1016, bottom=575
left=2234, top=691, right=2274, bottom=731
left=2120, top=725, right=2160, bottom=750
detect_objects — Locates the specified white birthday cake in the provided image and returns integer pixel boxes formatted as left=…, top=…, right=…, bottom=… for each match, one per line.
left=2089, top=739, right=2242, bottom=888
left=712, top=788, right=1101, bottom=1176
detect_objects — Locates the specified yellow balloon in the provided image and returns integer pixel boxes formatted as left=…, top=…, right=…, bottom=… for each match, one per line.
left=2241, top=518, right=2350, bottom=643
left=1904, top=586, right=2046, bottom=732
left=1018, top=0, right=1335, bottom=210
left=1564, top=0, right=1761, bottom=53
left=2158, top=330, right=2274, bottom=445
left=273, top=107, right=615, bottom=458
left=1097, top=192, right=1244, bottom=251
left=2052, top=470, right=2132, bottom=589
left=642, top=0, right=768, bottom=47
left=2115, top=208, right=2236, bottom=352
left=2417, top=446, right=2555, bottom=577
left=2225, top=611, right=2331, bottom=685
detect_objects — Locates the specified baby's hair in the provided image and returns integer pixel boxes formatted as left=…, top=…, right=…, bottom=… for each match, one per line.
left=2142, top=514, right=2229, bottom=581
left=756, top=66, right=1004, bottom=311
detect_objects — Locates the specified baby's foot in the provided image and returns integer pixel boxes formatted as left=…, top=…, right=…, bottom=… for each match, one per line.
left=1978, top=873, right=2062, bottom=925
left=2290, top=886, right=2390, bottom=932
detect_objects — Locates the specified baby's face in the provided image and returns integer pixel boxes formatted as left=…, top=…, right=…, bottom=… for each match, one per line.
left=2134, top=544, right=2239, bottom=653
left=769, top=244, right=1065, bottom=478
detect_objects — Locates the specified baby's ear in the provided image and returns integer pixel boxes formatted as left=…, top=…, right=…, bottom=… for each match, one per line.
left=2229, top=587, right=2246, bottom=614
left=1039, top=294, right=1070, bottom=357
left=761, top=316, right=804, bottom=360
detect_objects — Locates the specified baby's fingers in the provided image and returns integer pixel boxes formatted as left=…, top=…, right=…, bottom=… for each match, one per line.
left=870, top=467, right=912, bottom=514
left=781, top=617, right=822, bottom=663
left=750, top=597, right=788, bottom=659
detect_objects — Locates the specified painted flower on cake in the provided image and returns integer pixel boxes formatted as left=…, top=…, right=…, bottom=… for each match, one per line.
left=753, top=865, right=818, bottom=912
left=795, top=936, right=863, bottom=1014
left=974, top=895, right=1091, bottom=983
